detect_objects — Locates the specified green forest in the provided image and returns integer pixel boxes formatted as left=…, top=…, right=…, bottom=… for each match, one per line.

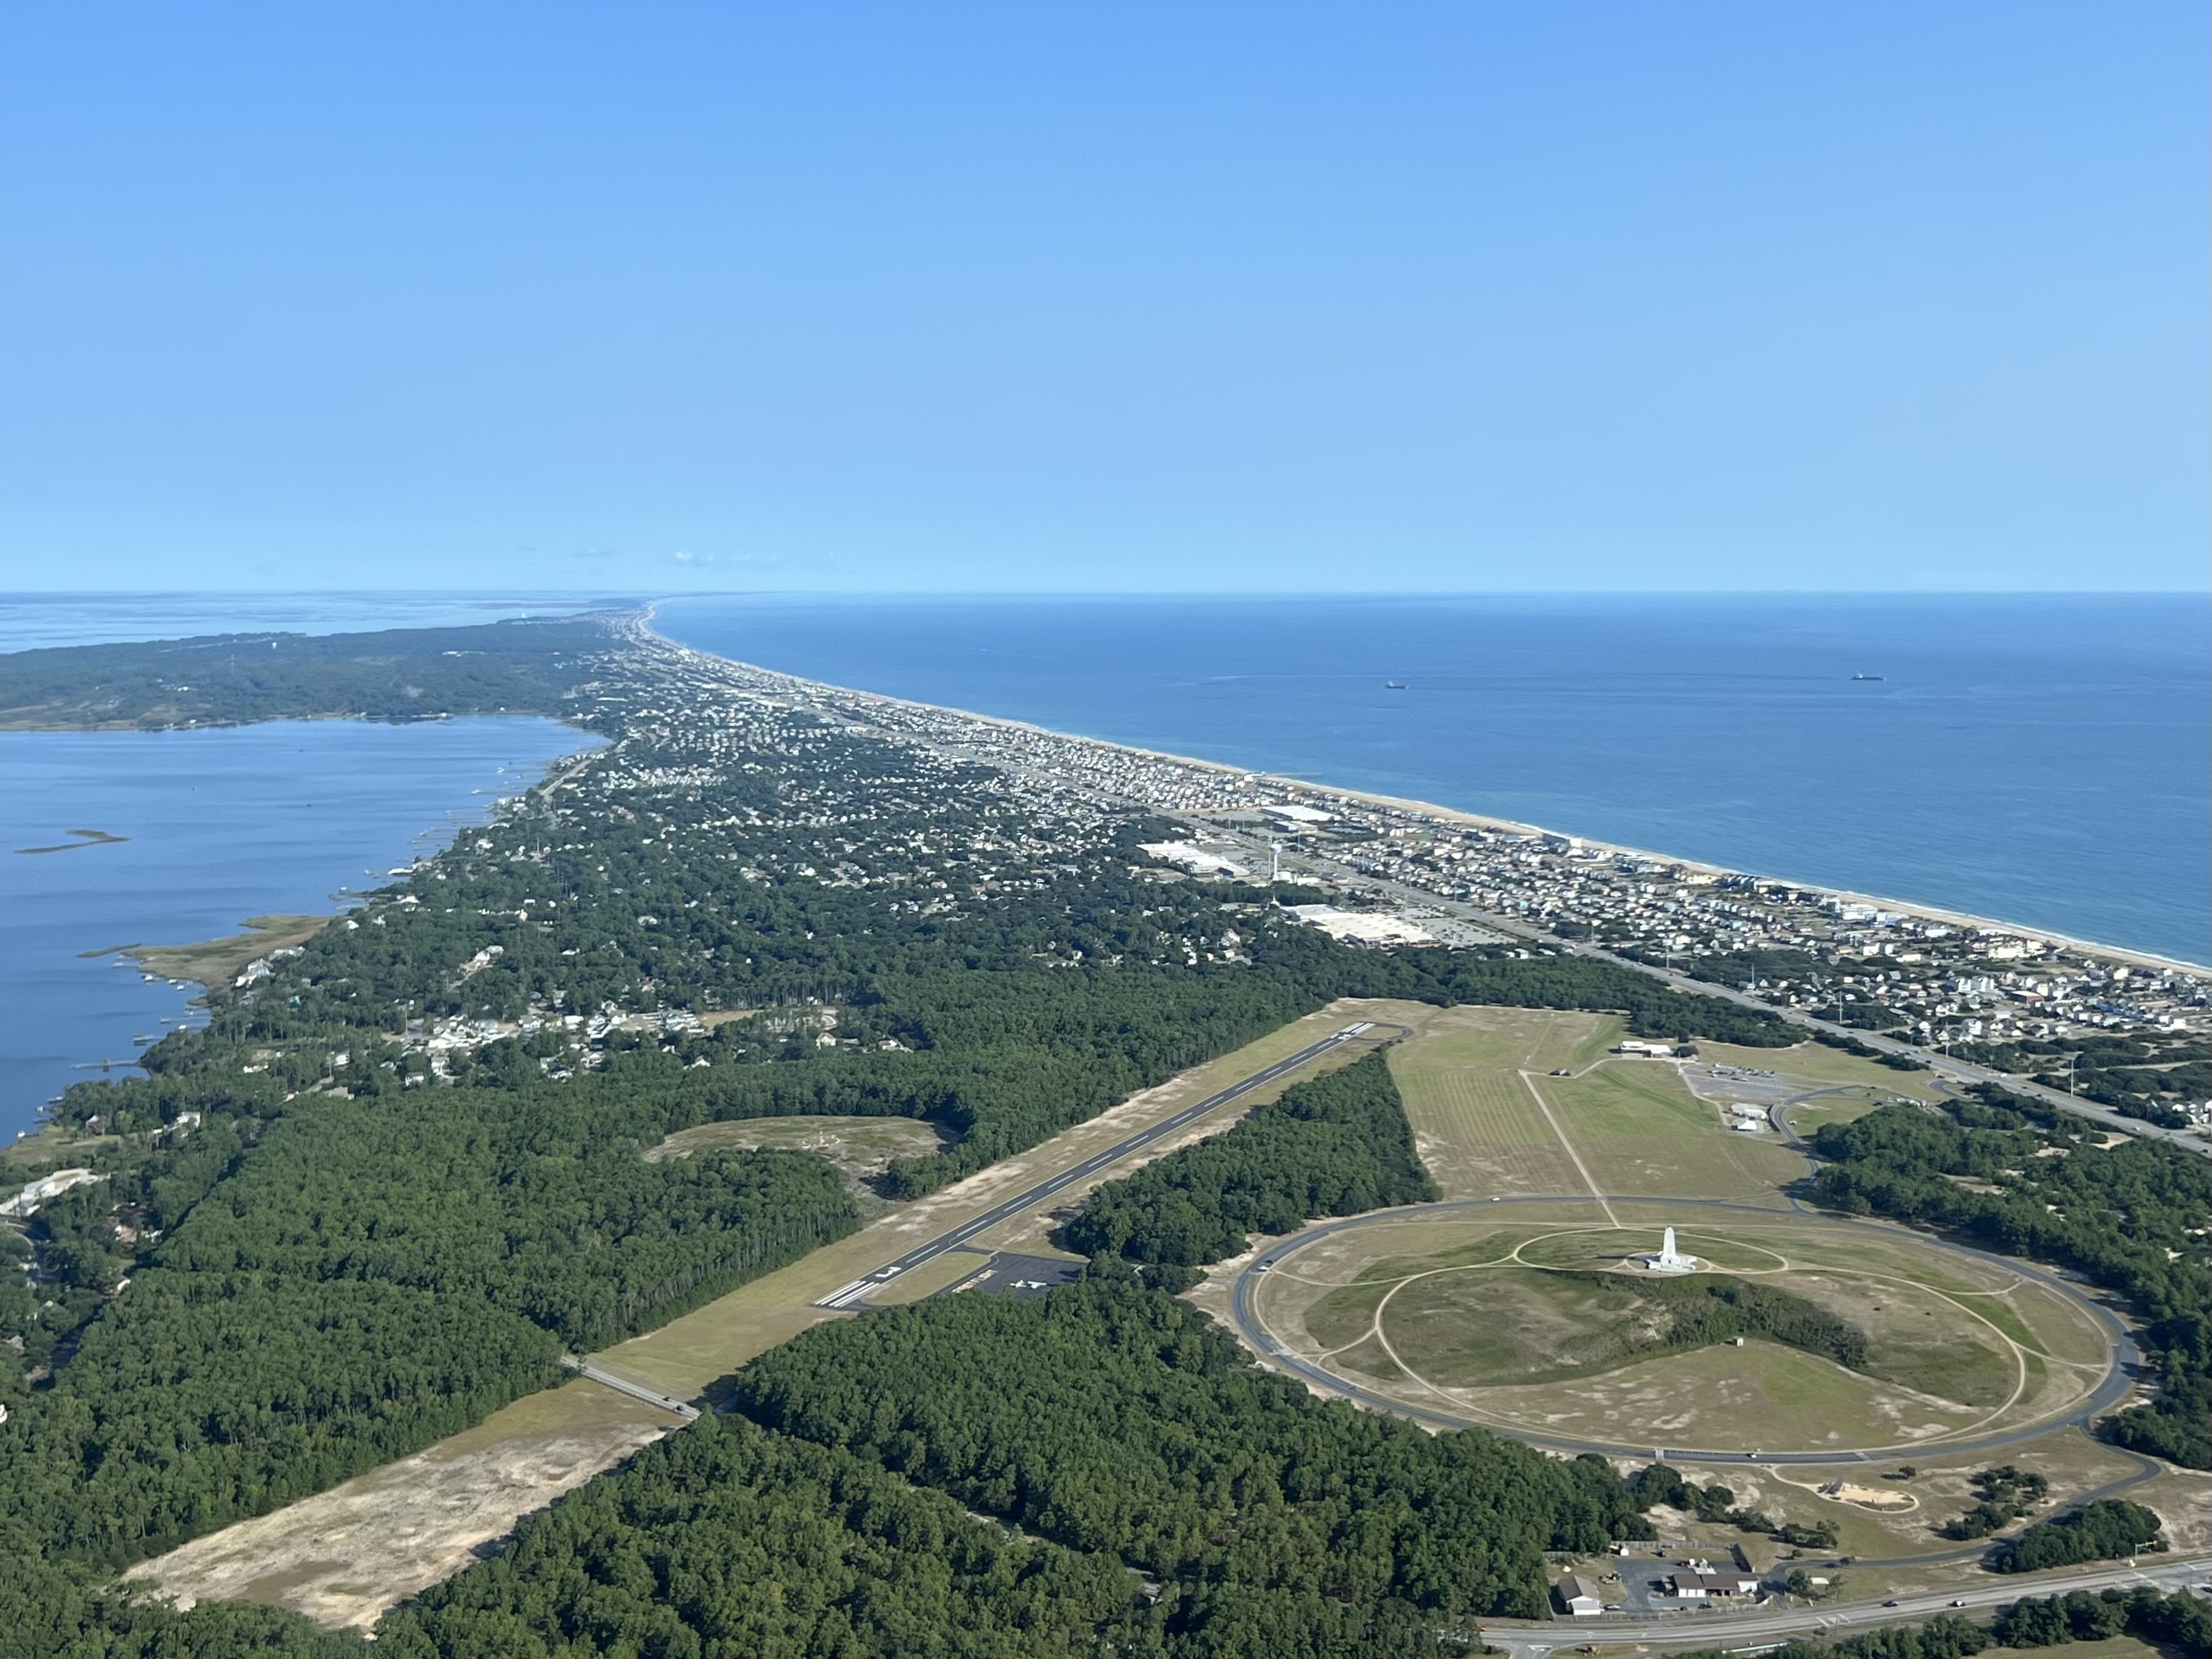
left=1807, top=1087, right=2212, bottom=1468
left=728, top=1277, right=1647, bottom=1627
left=1558, top=1271, right=1870, bottom=1375
left=0, top=617, right=607, bottom=729
left=1990, top=1500, right=2165, bottom=1574
left=375, top=1269, right=1658, bottom=1659
left=1058, top=1048, right=1436, bottom=1268
left=0, top=620, right=1815, bottom=1652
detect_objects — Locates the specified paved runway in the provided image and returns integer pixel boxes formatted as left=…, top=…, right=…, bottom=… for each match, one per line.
left=816, top=1019, right=1404, bottom=1309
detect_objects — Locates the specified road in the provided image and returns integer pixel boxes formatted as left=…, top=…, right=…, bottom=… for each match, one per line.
left=812, top=1019, right=1406, bottom=1309
left=1208, top=826, right=2211, bottom=1157
left=1477, top=1555, right=2212, bottom=1656
left=637, top=619, right=2205, bottom=1159
left=564, top=1358, right=699, bottom=1419
left=1227, top=1195, right=2142, bottom=1467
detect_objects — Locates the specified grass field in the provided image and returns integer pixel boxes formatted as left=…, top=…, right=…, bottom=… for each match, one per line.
left=1217, top=1006, right=2165, bottom=1575
left=1463, top=1337, right=1986, bottom=1451
left=1386, top=1006, right=1617, bottom=1198
left=1536, top=1062, right=1807, bottom=1200
left=646, top=1114, right=948, bottom=1200
left=1785, top=1088, right=1909, bottom=1136
left=1382, top=1007, right=1807, bottom=1208
left=1253, top=1202, right=2111, bottom=1457
left=1, top=1124, right=121, bottom=1170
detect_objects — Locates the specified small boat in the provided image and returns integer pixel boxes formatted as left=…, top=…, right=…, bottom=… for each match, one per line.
left=1384, top=681, right=1406, bottom=690
left=1852, top=673, right=1884, bottom=681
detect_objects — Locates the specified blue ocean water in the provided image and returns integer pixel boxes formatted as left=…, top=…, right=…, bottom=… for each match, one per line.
left=658, top=594, right=2211, bottom=966
left=1, top=718, right=595, bottom=1143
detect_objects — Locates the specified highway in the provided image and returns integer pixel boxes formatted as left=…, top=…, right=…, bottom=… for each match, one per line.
left=1227, top=1195, right=2142, bottom=1467
left=1217, top=826, right=2211, bottom=1158
left=1476, top=1555, right=2212, bottom=1656
left=813, top=1019, right=1407, bottom=1309
left=641, top=618, right=2205, bottom=1159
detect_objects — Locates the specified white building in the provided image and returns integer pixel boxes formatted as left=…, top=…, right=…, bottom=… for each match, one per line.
left=1138, top=841, right=1250, bottom=878
left=1557, top=1574, right=1604, bottom=1617
left=1, top=1168, right=105, bottom=1219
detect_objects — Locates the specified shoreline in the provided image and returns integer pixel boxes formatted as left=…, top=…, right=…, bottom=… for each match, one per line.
left=637, top=606, right=2207, bottom=977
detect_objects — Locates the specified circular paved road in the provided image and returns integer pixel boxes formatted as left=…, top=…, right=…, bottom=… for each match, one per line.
left=1228, top=1196, right=2141, bottom=1467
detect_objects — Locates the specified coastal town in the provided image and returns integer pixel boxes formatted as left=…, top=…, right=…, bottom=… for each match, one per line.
left=625, top=620, right=2212, bottom=1141
left=120, top=617, right=2206, bottom=1147
left=5, top=614, right=2206, bottom=1659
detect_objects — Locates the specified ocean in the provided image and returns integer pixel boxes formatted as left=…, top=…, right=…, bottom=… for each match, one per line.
left=3, top=589, right=2202, bottom=1142
left=655, top=594, right=2211, bottom=967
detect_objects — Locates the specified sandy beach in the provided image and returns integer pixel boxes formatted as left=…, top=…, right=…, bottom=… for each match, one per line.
left=640, top=610, right=2204, bottom=979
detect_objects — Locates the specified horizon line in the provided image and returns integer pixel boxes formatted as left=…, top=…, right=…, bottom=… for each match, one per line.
left=2, top=586, right=2207, bottom=601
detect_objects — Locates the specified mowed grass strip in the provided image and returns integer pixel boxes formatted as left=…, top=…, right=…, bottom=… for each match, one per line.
left=1387, top=1006, right=1608, bottom=1199
left=1399, top=1065, right=1584, bottom=1197
left=1550, top=1062, right=1804, bottom=1199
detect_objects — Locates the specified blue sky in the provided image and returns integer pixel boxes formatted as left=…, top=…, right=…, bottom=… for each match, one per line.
left=2, top=4, right=2204, bottom=594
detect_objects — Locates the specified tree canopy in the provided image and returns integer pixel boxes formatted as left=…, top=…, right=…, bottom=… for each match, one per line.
left=1059, top=1049, right=1436, bottom=1267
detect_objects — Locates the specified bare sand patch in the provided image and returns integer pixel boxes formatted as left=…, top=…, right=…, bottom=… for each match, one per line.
left=124, top=1380, right=672, bottom=1630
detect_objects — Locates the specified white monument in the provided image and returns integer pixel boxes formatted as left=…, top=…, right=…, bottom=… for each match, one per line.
left=1640, top=1227, right=1700, bottom=1274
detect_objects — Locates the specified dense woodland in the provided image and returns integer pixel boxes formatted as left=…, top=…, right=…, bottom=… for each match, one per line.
left=1989, top=1501, right=2165, bottom=1574
left=0, top=622, right=1808, bottom=1652
left=1807, top=1088, right=2212, bottom=1469
left=729, top=1277, right=1648, bottom=1630
left=0, top=617, right=605, bottom=729
left=1059, top=1049, right=1436, bottom=1268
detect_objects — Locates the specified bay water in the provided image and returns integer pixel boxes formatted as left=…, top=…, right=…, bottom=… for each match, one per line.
left=1, top=718, right=594, bottom=1143
left=3, top=589, right=2202, bottom=1146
